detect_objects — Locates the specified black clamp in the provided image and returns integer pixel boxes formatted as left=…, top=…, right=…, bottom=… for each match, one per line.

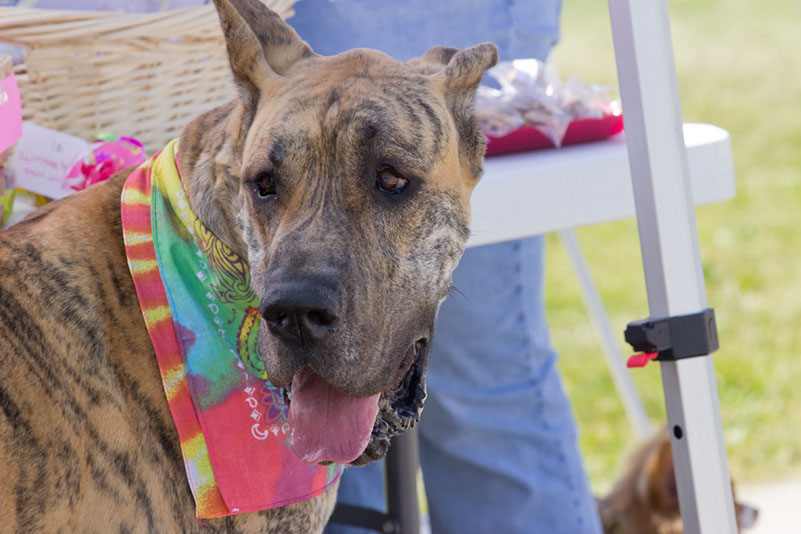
left=624, top=308, right=719, bottom=367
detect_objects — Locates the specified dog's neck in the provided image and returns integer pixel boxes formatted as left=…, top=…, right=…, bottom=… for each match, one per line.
left=177, top=99, right=250, bottom=259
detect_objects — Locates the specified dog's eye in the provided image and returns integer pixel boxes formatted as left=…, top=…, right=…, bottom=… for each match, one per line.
left=254, top=172, right=276, bottom=198
left=376, top=166, right=408, bottom=194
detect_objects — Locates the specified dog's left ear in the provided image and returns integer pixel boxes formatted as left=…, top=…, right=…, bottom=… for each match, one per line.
left=408, top=43, right=498, bottom=179
left=213, top=0, right=314, bottom=114
left=640, top=435, right=680, bottom=516
left=411, top=43, right=498, bottom=92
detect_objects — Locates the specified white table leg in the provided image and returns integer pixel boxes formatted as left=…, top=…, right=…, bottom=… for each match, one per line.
left=558, top=229, right=651, bottom=439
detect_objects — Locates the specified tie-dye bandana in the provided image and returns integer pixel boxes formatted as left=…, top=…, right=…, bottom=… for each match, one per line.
left=121, top=139, right=342, bottom=518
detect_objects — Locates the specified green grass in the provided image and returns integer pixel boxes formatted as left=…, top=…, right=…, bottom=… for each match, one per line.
left=546, top=0, right=801, bottom=491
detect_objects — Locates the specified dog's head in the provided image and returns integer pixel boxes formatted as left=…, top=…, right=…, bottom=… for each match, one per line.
left=599, top=428, right=758, bottom=534
left=204, top=0, right=496, bottom=465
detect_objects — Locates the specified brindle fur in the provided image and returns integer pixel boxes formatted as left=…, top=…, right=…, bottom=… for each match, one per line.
left=598, top=427, right=757, bottom=534
left=0, top=0, right=497, bottom=531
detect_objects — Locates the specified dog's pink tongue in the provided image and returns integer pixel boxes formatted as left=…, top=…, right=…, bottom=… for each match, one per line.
left=288, top=368, right=380, bottom=464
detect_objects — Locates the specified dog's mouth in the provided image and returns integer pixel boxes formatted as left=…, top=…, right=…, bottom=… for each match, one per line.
left=282, top=338, right=428, bottom=466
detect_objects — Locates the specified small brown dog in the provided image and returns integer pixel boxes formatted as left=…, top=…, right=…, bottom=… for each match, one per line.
left=598, top=427, right=759, bottom=534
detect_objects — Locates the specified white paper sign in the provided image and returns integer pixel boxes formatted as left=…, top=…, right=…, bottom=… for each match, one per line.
left=6, top=122, right=88, bottom=199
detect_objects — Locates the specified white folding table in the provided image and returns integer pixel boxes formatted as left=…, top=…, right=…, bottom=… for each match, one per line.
left=472, top=123, right=734, bottom=245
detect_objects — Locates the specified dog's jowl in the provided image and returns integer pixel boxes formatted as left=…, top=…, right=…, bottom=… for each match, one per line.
left=0, top=0, right=497, bottom=532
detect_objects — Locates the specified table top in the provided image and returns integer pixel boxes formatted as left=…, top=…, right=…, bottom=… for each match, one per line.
left=468, top=123, right=735, bottom=247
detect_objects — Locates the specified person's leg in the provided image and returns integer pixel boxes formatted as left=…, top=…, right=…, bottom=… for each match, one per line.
left=289, top=0, right=560, bottom=63
left=419, top=236, right=601, bottom=534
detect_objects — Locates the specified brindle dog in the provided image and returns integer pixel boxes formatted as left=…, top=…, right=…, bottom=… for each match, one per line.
left=0, top=0, right=497, bottom=532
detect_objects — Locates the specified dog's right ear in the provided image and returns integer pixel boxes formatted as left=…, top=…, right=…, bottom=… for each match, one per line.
left=639, top=435, right=680, bottom=516
left=213, top=0, right=314, bottom=114
left=408, top=43, right=498, bottom=181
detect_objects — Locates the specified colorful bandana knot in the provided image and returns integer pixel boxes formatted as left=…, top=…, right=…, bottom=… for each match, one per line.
left=121, top=140, right=342, bottom=518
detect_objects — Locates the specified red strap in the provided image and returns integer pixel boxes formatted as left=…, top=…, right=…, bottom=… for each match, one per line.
left=627, top=352, right=658, bottom=368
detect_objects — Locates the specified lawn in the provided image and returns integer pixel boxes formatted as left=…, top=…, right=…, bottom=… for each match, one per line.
left=546, top=0, right=801, bottom=490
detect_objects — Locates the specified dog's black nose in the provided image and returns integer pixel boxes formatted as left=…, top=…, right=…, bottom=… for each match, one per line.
left=260, top=284, right=340, bottom=345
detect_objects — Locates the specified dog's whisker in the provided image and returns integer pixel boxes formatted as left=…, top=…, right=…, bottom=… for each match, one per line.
left=448, top=285, right=469, bottom=302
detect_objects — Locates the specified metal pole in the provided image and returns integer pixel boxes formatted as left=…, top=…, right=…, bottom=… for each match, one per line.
left=606, top=1, right=737, bottom=533
left=386, top=427, right=420, bottom=534
left=559, top=229, right=651, bottom=438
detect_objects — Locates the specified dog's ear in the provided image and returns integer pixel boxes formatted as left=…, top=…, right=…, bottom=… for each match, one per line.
left=639, top=435, right=680, bottom=517
left=410, top=44, right=498, bottom=92
left=213, top=0, right=314, bottom=113
left=735, top=498, right=759, bottom=530
left=408, top=43, right=498, bottom=179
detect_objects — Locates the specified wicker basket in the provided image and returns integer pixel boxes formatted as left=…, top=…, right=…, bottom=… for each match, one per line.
left=0, top=1, right=295, bottom=154
left=0, top=54, right=10, bottom=80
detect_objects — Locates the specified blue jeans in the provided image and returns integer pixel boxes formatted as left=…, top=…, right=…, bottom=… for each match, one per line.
left=289, top=2, right=601, bottom=533
left=289, top=0, right=561, bottom=62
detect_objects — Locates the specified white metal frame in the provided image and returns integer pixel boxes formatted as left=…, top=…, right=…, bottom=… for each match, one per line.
left=607, top=0, right=737, bottom=532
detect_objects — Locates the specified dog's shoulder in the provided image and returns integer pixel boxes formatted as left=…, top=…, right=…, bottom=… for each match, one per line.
left=0, top=169, right=143, bottom=391
left=0, top=168, right=137, bottom=375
